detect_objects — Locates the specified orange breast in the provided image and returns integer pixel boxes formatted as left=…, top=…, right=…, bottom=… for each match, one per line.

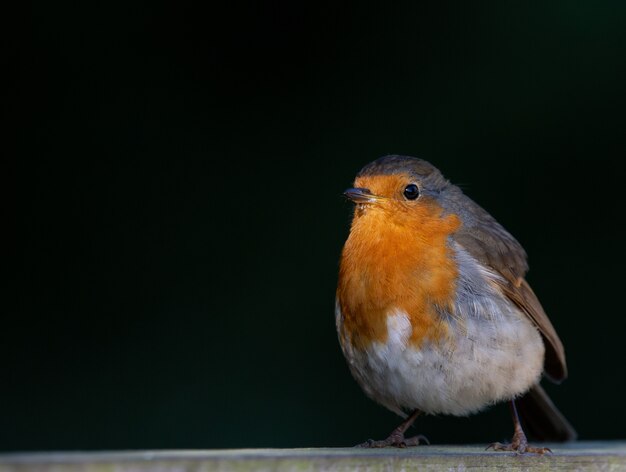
left=337, top=197, right=461, bottom=350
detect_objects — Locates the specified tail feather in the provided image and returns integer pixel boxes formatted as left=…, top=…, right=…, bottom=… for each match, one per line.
left=517, top=384, right=577, bottom=442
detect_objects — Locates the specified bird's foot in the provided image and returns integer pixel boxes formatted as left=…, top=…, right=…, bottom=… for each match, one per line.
left=486, top=431, right=551, bottom=455
left=487, top=442, right=551, bottom=454
left=357, top=432, right=429, bottom=448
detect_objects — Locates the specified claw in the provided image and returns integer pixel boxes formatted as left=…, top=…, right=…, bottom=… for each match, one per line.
left=355, top=410, right=427, bottom=449
left=486, top=400, right=554, bottom=455
left=355, top=439, right=375, bottom=448
left=357, top=433, right=428, bottom=448
left=486, top=441, right=552, bottom=455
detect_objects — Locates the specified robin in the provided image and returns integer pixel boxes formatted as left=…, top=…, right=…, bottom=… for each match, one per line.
left=336, top=155, right=576, bottom=454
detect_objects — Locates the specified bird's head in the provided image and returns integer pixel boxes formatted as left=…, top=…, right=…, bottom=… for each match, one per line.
left=344, top=155, right=453, bottom=228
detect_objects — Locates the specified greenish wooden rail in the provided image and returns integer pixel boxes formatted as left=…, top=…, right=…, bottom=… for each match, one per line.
left=1, top=442, right=625, bottom=472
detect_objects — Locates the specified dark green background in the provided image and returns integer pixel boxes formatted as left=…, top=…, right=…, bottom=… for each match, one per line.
left=8, top=1, right=626, bottom=451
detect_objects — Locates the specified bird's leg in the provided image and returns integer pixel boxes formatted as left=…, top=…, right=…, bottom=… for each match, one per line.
left=358, top=409, right=429, bottom=448
left=487, top=400, right=552, bottom=454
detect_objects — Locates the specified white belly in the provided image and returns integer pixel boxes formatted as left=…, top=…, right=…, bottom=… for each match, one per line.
left=338, top=305, right=544, bottom=416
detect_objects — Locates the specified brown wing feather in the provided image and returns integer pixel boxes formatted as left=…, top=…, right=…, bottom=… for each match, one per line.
left=449, top=193, right=567, bottom=383
left=497, top=278, right=566, bottom=382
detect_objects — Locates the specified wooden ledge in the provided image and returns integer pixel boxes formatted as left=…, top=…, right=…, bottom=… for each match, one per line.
left=1, top=441, right=625, bottom=471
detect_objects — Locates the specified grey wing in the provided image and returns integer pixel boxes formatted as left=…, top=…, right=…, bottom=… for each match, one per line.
left=445, top=188, right=567, bottom=382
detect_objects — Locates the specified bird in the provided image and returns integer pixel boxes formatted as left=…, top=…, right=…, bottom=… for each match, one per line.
left=335, top=155, right=576, bottom=454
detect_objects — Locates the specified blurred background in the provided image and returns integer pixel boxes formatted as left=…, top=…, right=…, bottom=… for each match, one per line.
left=8, top=1, right=626, bottom=451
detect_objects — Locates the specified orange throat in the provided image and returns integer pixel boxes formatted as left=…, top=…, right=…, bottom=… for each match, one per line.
left=337, top=199, right=461, bottom=350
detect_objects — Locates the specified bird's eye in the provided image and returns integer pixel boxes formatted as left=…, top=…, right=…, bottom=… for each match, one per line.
left=403, top=184, right=420, bottom=200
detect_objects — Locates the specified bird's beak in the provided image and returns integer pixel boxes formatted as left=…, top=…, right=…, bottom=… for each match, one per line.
left=343, top=187, right=382, bottom=203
